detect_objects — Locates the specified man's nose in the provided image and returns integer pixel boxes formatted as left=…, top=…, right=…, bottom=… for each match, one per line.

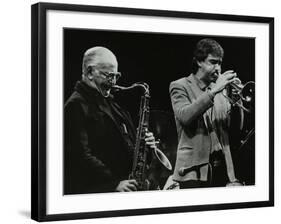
left=109, top=76, right=117, bottom=85
left=214, top=63, right=221, bottom=71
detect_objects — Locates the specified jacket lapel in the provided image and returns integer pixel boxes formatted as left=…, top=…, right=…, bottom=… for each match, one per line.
left=75, top=81, right=127, bottom=137
left=97, top=101, right=124, bottom=135
left=186, top=74, right=206, bottom=99
left=186, top=75, right=210, bottom=130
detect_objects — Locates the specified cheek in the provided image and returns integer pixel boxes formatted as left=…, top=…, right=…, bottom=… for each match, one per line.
left=93, top=77, right=104, bottom=85
left=203, top=65, right=214, bottom=72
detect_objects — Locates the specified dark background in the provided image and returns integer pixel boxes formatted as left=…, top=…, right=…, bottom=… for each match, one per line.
left=64, top=28, right=255, bottom=186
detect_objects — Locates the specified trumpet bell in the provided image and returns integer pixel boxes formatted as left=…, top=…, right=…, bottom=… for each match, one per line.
left=241, top=81, right=255, bottom=103
left=228, top=81, right=255, bottom=113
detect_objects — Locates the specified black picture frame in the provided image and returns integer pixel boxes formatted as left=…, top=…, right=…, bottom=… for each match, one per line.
left=31, top=2, right=274, bottom=222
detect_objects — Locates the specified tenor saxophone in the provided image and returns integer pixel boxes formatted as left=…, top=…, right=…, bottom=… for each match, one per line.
left=113, top=82, right=172, bottom=190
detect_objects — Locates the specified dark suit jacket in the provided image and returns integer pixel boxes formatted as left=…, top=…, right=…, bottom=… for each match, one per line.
left=64, top=81, right=136, bottom=194
left=170, top=74, right=236, bottom=182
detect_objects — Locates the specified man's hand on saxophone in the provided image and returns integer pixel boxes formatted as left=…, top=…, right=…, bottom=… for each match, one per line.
left=144, top=130, right=157, bottom=149
left=115, top=179, right=138, bottom=192
left=115, top=130, right=156, bottom=192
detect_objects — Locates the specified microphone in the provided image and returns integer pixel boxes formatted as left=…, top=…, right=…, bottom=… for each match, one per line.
left=178, top=167, right=191, bottom=176
left=178, top=163, right=209, bottom=176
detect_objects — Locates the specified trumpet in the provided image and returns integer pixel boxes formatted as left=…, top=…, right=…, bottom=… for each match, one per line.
left=225, top=79, right=255, bottom=113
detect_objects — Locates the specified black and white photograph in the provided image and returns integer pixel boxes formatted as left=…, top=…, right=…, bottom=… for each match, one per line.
left=30, top=2, right=274, bottom=222
left=2, top=0, right=281, bottom=224
left=63, top=29, right=255, bottom=194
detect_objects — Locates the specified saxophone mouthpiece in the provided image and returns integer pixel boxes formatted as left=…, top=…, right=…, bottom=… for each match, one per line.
left=111, top=85, right=128, bottom=93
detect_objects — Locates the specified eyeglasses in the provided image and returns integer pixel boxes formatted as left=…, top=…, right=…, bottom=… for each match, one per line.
left=99, top=70, right=122, bottom=81
left=90, top=66, right=122, bottom=81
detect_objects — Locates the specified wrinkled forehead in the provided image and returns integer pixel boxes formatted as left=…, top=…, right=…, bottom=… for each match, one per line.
left=92, top=54, right=118, bottom=70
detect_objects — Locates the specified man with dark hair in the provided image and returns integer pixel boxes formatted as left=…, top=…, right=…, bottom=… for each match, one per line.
left=169, top=38, right=242, bottom=188
left=64, top=46, right=157, bottom=194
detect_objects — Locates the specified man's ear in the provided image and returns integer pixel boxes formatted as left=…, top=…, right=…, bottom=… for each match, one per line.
left=87, top=67, right=94, bottom=80
left=88, top=74, right=94, bottom=81
left=196, top=60, right=202, bottom=68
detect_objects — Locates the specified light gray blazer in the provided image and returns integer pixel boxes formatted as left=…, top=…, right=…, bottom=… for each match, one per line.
left=170, top=74, right=236, bottom=182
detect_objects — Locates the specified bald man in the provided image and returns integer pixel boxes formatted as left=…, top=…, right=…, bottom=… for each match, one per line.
left=64, top=47, right=156, bottom=194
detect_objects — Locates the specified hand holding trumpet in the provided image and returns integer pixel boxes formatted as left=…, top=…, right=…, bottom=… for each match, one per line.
left=210, top=70, right=240, bottom=95
left=209, top=70, right=254, bottom=113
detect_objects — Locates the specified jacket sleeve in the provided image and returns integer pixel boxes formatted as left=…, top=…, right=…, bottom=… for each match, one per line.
left=64, top=101, right=119, bottom=193
left=169, top=81, right=214, bottom=126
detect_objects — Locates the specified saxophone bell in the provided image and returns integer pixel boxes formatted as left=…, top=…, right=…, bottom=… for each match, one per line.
left=153, top=147, right=172, bottom=171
